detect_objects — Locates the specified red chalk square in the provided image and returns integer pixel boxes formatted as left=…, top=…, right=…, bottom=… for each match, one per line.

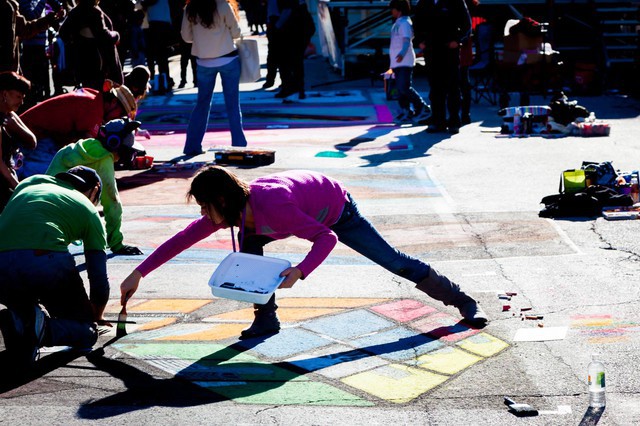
left=370, top=299, right=437, bottom=323
left=410, top=312, right=481, bottom=342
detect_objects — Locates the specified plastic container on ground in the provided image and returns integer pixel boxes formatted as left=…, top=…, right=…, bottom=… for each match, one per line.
left=208, top=252, right=291, bottom=304
left=588, top=354, right=606, bottom=408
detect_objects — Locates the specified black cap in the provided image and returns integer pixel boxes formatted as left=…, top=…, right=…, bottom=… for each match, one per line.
left=55, top=165, right=103, bottom=201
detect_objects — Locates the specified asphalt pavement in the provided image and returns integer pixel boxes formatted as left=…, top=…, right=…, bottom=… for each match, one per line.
left=2, top=25, right=640, bottom=426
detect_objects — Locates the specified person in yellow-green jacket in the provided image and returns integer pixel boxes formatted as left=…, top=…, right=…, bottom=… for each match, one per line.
left=46, top=118, right=145, bottom=255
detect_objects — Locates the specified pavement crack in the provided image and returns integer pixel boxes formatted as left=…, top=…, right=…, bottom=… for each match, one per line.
left=591, top=221, right=640, bottom=261
left=458, top=214, right=517, bottom=289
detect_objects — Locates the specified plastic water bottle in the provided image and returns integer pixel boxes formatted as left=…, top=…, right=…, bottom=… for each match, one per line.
left=513, top=109, right=521, bottom=135
left=588, top=354, right=606, bottom=408
left=631, top=177, right=639, bottom=204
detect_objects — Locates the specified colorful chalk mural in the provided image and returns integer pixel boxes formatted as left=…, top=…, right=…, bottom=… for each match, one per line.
left=108, top=297, right=508, bottom=405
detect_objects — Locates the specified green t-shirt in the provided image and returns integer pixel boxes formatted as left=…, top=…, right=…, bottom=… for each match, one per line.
left=0, top=175, right=107, bottom=252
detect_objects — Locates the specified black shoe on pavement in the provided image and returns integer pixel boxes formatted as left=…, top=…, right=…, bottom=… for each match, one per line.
left=239, top=311, right=281, bottom=339
left=448, top=126, right=460, bottom=134
left=458, top=300, right=488, bottom=328
left=262, top=80, right=275, bottom=89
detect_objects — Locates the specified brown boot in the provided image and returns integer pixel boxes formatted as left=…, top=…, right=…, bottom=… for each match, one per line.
left=239, top=295, right=281, bottom=339
left=416, top=268, right=488, bottom=327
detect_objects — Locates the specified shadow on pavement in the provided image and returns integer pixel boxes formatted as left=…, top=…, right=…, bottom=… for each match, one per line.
left=579, top=406, right=605, bottom=425
left=0, top=349, right=85, bottom=394
left=68, top=320, right=481, bottom=419
left=359, top=132, right=450, bottom=167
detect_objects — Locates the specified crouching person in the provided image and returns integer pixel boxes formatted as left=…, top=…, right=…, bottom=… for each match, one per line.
left=0, top=166, right=109, bottom=370
left=46, top=117, right=145, bottom=255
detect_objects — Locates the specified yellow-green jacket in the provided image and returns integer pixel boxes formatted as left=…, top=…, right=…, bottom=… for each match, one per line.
left=46, top=138, right=124, bottom=251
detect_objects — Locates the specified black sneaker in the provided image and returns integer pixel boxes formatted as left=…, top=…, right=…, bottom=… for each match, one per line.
left=448, top=126, right=460, bottom=134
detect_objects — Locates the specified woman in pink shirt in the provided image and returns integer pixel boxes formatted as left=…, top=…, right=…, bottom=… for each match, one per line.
left=120, top=166, right=488, bottom=338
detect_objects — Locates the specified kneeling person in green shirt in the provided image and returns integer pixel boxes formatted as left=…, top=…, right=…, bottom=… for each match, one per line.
left=0, top=166, right=108, bottom=369
left=46, top=118, right=145, bottom=255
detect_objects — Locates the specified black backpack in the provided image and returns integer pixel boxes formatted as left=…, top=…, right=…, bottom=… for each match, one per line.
left=539, top=185, right=633, bottom=218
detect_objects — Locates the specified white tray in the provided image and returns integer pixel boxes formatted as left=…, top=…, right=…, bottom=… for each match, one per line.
left=208, top=252, right=291, bottom=304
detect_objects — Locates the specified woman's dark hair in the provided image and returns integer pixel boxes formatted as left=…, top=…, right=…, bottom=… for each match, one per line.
left=389, top=0, right=410, bottom=15
left=186, top=0, right=218, bottom=29
left=0, top=71, right=31, bottom=93
left=187, top=166, right=250, bottom=225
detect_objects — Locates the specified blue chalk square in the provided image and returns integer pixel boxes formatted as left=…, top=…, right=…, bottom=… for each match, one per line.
left=236, top=327, right=333, bottom=359
left=301, top=309, right=396, bottom=340
left=285, top=343, right=388, bottom=377
left=351, top=327, right=443, bottom=362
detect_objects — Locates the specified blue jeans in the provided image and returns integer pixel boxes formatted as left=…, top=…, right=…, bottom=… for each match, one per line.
left=241, top=194, right=431, bottom=283
left=184, top=58, right=248, bottom=153
left=392, top=66, right=427, bottom=113
left=330, top=194, right=431, bottom=283
left=0, top=250, right=97, bottom=348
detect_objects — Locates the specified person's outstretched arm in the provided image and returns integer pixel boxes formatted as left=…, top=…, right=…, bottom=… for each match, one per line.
left=120, top=215, right=218, bottom=303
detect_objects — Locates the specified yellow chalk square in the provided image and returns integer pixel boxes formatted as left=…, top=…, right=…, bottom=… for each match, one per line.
left=417, top=347, right=482, bottom=375
left=342, top=364, right=447, bottom=403
left=456, top=333, right=509, bottom=357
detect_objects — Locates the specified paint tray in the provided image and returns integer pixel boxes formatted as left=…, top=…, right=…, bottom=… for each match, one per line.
left=213, top=149, right=275, bottom=166
left=208, top=252, right=291, bottom=304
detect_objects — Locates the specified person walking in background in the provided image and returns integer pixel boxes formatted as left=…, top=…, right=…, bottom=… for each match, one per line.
left=58, top=0, right=124, bottom=90
left=414, top=0, right=471, bottom=134
left=180, top=0, right=248, bottom=155
left=273, top=0, right=315, bottom=99
left=1, top=0, right=65, bottom=74
left=0, top=72, right=37, bottom=213
left=18, top=0, right=54, bottom=109
left=119, top=166, right=488, bottom=340
left=262, top=0, right=281, bottom=89
left=172, top=0, right=197, bottom=89
left=459, top=0, right=480, bottom=126
left=141, top=0, right=174, bottom=94
left=129, top=9, right=147, bottom=67
left=388, top=0, right=430, bottom=125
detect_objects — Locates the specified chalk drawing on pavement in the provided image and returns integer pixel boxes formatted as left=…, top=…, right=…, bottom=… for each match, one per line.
left=110, top=297, right=508, bottom=405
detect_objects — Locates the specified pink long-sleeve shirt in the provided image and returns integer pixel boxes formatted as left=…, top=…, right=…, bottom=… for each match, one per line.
left=136, top=170, right=349, bottom=278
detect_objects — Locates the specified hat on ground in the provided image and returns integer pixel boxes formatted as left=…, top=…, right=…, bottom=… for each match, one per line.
left=0, top=71, right=31, bottom=93
left=111, top=85, right=137, bottom=119
left=98, top=118, right=145, bottom=152
left=55, top=165, right=103, bottom=201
